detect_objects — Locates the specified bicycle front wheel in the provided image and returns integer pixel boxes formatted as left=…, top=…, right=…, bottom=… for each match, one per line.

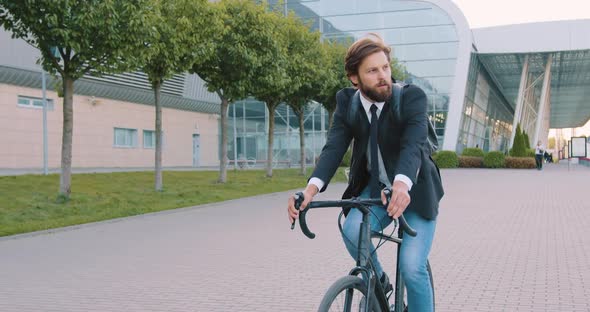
left=318, top=275, right=381, bottom=312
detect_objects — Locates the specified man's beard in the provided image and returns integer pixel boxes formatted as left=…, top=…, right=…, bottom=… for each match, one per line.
left=358, top=78, right=392, bottom=103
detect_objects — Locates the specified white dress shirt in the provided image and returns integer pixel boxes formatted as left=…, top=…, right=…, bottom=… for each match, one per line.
left=308, top=91, right=413, bottom=192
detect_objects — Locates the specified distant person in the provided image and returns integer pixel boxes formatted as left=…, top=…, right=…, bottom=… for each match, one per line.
left=535, top=141, right=545, bottom=170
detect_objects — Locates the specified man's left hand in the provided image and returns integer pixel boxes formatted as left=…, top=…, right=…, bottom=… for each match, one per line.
left=381, top=180, right=411, bottom=219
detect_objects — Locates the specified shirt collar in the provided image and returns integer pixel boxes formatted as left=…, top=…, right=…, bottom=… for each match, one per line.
left=358, top=91, right=385, bottom=115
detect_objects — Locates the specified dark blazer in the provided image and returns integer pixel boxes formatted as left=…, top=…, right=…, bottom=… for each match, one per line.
left=310, top=84, right=444, bottom=220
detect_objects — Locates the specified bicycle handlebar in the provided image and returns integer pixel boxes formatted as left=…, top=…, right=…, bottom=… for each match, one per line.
left=291, top=188, right=417, bottom=239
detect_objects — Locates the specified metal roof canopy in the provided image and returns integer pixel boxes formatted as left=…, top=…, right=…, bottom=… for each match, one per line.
left=478, top=50, right=590, bottom=128
left=473, top=20, right=590, bottom=129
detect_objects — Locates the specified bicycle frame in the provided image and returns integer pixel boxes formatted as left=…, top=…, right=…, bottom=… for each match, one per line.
left=294, top=193, right=417, bottom=312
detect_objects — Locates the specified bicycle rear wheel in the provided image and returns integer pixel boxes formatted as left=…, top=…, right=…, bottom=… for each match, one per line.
left=318, top=275, right=382, bottom=312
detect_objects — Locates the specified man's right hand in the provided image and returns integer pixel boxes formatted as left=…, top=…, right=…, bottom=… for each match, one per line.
left=288, top=184, right=318, bottom=225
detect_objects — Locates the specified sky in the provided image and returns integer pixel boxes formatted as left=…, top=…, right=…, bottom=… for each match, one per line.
left=450, top=0, right=590, bottom=28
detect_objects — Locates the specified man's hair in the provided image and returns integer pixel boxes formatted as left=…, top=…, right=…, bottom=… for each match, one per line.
left=344, top=33, right=391, bottom=81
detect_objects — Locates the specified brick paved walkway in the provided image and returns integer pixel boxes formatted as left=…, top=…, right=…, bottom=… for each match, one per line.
left=0, top=163, right=589, bottom=311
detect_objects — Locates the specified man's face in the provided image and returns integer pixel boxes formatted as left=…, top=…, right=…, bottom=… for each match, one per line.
left=350, top=51, right=392, bottom=103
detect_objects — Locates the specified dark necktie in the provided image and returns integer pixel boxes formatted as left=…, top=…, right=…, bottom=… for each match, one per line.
left=369, top=104, right=380, bottom=198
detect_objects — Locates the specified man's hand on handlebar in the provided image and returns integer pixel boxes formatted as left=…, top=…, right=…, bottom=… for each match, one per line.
left=288, top=184, right=318, bottom=225
left=382, top=180, right=411, bottom=219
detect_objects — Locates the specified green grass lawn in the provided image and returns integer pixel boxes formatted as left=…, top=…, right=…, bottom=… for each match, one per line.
left=0, top=169, right=347, bottom=237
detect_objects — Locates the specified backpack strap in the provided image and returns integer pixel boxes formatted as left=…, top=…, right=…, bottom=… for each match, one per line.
left=392, top=82, right=407, bottom=123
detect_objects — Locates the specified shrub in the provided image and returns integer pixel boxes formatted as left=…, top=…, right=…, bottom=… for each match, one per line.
left=505, top=156, right=536, bottom=169
left=461, top=147, right=484, bottom=157
left=523, top=132, right=531, bottom=149
left=433, top=150, right=458, bottom=168
left=483, top=151, right=505, bottom=168
left=510, top=123, right=527, bottom=157
left=526, top=148, right=535, bottom=158
left=459, top=156, right=483, bottom=168
left=339, top=148, right=352, bottom=167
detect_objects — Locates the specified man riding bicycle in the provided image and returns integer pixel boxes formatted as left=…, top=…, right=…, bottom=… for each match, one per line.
left=287, top=33, right=444, bottom=312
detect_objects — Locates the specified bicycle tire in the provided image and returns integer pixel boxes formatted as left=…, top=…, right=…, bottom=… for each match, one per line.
left=318, top=275, right=382, bottom=312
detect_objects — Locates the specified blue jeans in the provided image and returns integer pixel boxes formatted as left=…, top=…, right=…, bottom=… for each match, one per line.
left=342, top=186, right=436, bottom=312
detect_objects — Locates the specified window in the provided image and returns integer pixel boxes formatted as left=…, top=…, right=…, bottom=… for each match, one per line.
left=17, top=96, right=54, bottom=110
left=143, top=130, right=164, bottom=149
left=114, top=128, right=138, bottom=148
left=143, top=130, right=155, bottom=149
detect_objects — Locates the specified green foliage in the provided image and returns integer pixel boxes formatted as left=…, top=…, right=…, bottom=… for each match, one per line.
left=510, top=123, right=527, bottom=157
left=0, top=169, right=347, bottom=237
left=316, top=41, right=350, bottom=120
left=1, top=0, right=158, bottom=196
left=523, top=132, right=531, bottom=149
left=526, top=148, right=536, bottom=158
left=458, top=156, right=483, bottom=168
left=433, top=151, right=459, bottom=168
left=461, top=147, right=484, bottom=157
left=191, top=0, right=286, bottom=102
left=340, top=148, right=352, bottom=167
left=143, top=0, right=218, bottom=86
left=0, top=0, right=155, bottom=78
left=505, top=157, right=536, bottom=169
left=483, top=151, right=506, bottom=168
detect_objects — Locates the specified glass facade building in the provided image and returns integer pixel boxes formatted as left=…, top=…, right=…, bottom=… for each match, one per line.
left=228, top=0, right=466, bottom=165
left=458, top=54, right=514, bottom=153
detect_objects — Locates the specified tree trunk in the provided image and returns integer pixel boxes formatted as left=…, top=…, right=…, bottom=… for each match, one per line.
left=154, top=81, right=163, bottom=191
left=59, top=76, right=74, bottom=198
left=219, top=97, right=229, bottom=183
left=298, top=110, right=306, bottom=176
left=266, top=103, right=276, bottom=178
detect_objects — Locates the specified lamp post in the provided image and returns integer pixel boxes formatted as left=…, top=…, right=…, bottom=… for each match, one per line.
left=41, top=70, right=48, bottom=175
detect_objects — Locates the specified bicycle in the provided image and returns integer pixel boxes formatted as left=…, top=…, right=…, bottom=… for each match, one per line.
left=291, top=188, right=434, bottom=312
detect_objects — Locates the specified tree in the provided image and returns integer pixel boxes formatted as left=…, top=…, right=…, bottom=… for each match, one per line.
left=190, top=0, right=284, bottom=182
left=523, top=131, right=531, bottom=149
left=0, top=0, right=155, bottom=198
left=142, top=0, right=217, bottom=191
left=316, top=41, right=349, bottom=131
left=281, top=12, right=323, bottom=176
left=249, top=9, right=293, bottom=178
left=511, top=123, right=527, bottom=157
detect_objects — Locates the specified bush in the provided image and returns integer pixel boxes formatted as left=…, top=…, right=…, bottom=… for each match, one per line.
left=339, top=148, right=352, bottom=167
left=526, top=149, right=535, bottom=158
left=433, top=150, right=458, bottom=168
left=523, top=132, right=531, bottom=149
left=483, top=151, right=505, bottom=168
left=461, top=147, right=484, bottom=157
left=505, top=156, right=536, bottom=169
left=510, top=123, right=527, bottom=157
left=459, top=156, right=483, bottom=168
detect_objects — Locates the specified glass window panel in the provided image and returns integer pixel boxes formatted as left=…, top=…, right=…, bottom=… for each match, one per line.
left=18, top=98, right=29, bottom=106
left=392, top=42, right=458, bottom=61
left=114, top=128, right=137, bottom=147
left=406, top=76, right=453, bottom=94
left=433, top=111, right=447, bottom=129
left=403, top=59, right=456, bottom=78
left=143, top=130, right=155, bottom=148
left=383, top=25, right=458, bottom=45
left=322, top=9, right=453, bottom=33
left=320, top=0, right=433, bottom=16
left=32, top=100, right=44, bottom=107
